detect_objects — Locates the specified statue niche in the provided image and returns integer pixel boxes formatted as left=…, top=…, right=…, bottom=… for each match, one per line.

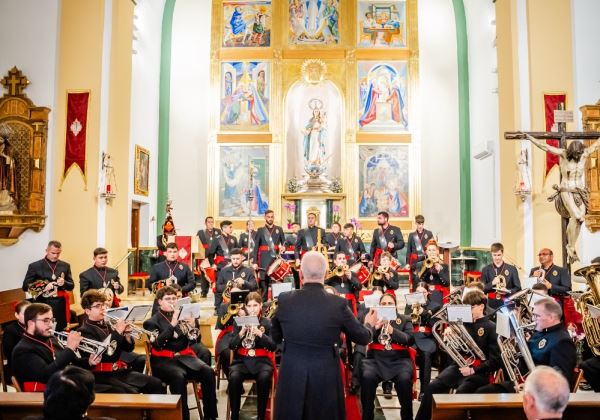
left=0, top=67, right=50, bottom=245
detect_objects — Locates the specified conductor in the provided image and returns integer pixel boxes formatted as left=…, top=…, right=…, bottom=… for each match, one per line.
left=271, top=251, right=377, bottom=420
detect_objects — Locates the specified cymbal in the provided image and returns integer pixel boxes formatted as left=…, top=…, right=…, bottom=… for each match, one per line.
left=451, top=255, right=477, bottom=261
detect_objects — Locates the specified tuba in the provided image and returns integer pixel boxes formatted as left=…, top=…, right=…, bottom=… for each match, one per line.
left=506, top=289, right=536, bottom=326
left=497, top=306, right=536, bottom=392
left=573, top=263, right=600, bottom=356
left=431, top=304, right=487, bottom=368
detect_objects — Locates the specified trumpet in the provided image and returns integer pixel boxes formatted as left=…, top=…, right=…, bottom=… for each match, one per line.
left=241, top=325, right=256, bottom=349
left=51, top=330, right=116, bottom=359
left=369, top=266, right=389, bottom=287
left=168, top=304, right=199, bottom=341
left=104, top=314, right=159, bottom=343
left=493, top=274, right=507, bottom=291
left=327, top=264, right=348, bottom=279
left=378, top=320, right=392, bottom=350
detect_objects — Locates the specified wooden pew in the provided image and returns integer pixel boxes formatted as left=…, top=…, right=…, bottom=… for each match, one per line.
left=432, top=393, right=600, bottom=420
left=0, top=393, right=182, bottom=420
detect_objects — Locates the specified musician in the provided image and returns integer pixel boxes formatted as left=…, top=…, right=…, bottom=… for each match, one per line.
left=369, top=211, right=405, bottom=267
left=79, top=247, right=123, bottom=307
left=271, top=251, right=377, bottom=420
left=335, top=222, right=367, bottom=265
left=252, top=209, right=286, bottom=300
left=215, top=289, right=247, bottom=377
left=2, top=300, right=30, bottom=379
left=284, top=222, right=301, bottom=289
left=147, top=242, right=195, bottom=313
left=405, top=214, right=433, bottom=268
left=477, top=297, right=577, bottom=393
left=143, top=286, right=217, bottom=420
left=404, top=282, right=442, bottom=398
left=239, top=219, right=257, bottom=259
left=369, top=252, right=400, bottom=293
left=22, top=240, right=75, bottom=331
left=216, top=248, right=258, bottom=307
left=529, top=248, right=571, bottom=297
left=155, top=215, right=176, bottom=264
left=361, top=293, right=415, bottom=420
left=228, top=292, right=277, bottom=420
left=481, top=242, right=521, bottom=309
left=415, top=291, right=501, bottom=420
left=416, top=240, right=450, bottom=299
left=12, top=303, right=89, bottom=391
left=208, top=219, right=238, bottom=270
left=294, top=213, right=327, bottom=266
left=38, top=366, right=97, bottom=420
left=325, top=222, right=342, bottom=261
left=196, top=216, right=222, bottom=297
left=326, top=252, right=362, bottom=313
left=523, top=366, right=570, bottom=420
left=78, top=290, right=164, bottom=394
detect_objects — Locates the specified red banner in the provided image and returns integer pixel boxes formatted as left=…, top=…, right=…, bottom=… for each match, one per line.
left=63, top=91, right=89, bottom=181
left=543, top=93, right=566, bottom=178
left=175, top=236, right=192, bottom=268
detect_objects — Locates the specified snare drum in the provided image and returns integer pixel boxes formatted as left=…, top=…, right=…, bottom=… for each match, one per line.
left=350, top=263, right=370, bottom=285
left=389, top=257, right=402, bottom=272
left=267, top=258, right=291, bottom=282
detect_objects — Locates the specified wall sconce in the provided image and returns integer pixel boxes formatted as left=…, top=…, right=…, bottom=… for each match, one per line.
left=514, top=147, right=532, bottom=201
left=100, top=152, right=117, bottom=204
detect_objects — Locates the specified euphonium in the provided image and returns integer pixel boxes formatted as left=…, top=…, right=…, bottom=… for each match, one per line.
left=431, top=305, right=486, bottom=368
left=221, top=303, right=240, bottom=326
left=327, top=264, right=348, bottom=279
left=573, top=263, right=600, bottom=356
left=51, top=330, right=116, bottom=358
left=378, top=320, right=392, bottom=350
left=104, top=314, right=159, bottom=343
left=497, top=306, right=536, bottom=392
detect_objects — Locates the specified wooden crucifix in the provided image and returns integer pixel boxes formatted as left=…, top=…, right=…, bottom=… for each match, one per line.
left=505, top=109, right=600, bottom=272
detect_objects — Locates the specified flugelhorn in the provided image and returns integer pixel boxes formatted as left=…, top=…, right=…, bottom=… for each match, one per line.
left=378, top=320, right=392, bottom=350
left=104, top=314, right=158, bottom=343
left=242, top=324, right=256, bottom=349
left=169, top=304, right=199, bottom=341
left=51, top=330, right=116, bottom=358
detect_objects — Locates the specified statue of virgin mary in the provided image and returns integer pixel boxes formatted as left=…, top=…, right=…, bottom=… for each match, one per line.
left=302, top=99, right=327, bottom=175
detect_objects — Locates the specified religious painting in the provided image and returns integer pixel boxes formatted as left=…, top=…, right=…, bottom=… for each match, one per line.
left=358, top=145, right=409, bottom=218
left=288, top=0, right=340, bottom=45
left=358, top=61, right=409, bottom=131
left=222, top=1, right=271, bottom=47
left=218, top=145, right=269, bottom=217
left=134, top=145, right=149, bottom=196
left=220, top=61, right=270, bottom=131
left=357, top=1, right=407, bottom=48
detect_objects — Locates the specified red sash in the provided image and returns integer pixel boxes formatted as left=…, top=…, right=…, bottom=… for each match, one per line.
left=214, top=256, right=225, bottom=265
left=215, top=325, right=234, bottom=360
left=237, top=348, right=278, bottom=385
left=56, top=290, right=71, bottom=325
left=343, top=293, right=358, bottom=316
left=23, top=382, right=45, bottom=392
left=413, top=325, right=432, bottom=333
left=151, top=347, right=196, bottom=358
left=368, top=343, right=417, bottom=382
left=373, top=248, right=383, bottom=267
left=92, top=360, right=128, bottom=372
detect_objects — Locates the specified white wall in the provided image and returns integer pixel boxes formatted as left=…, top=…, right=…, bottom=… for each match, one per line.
left=128, top=0, right=166, bottom=246
left=418, top=0, right=461, bottom=243
left=465, top=0, right=500, bottom=247
left=0, top=0, right=60, bottom=290
left=168, top=0, right=212, bottom=235
left=571, top=0, right=600, bottom=265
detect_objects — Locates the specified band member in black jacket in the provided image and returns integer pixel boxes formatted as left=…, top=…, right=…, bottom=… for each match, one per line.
left=22, top=241, right=75, bottom=331
left=325, top=252, right=362, bottom=314
left=405, top=214, right=433, bottom=267
left=2, top=300, right=30, bottom=379
left=271, top=251, right=378, bottom=420
left=208, top=220, right=238, bottom=270
left=196, top=216, right=221, bottom=297
left=415, top=291, right=501, bottom=420
left=228, top=292, right=277, bottom=420
left=369, top=211, right=404, bottom=267
left=216, top=248, right=258, bottom=306
left=369, top=252, right=400, bottom=293
left=334, top=223, right=367, bottom=265
left=294, top=212, right=327, bottom=266
left=415, top=240, right=450, bottom=299
left=12, top=303, right=88, bottom=391
left=361, top=293, right=415, bottom=420
left=252, top=210, right=286, bottom=300
left=78, top=290, right=164, bottom=394
left=481, top=243, right=521, bottom=309
left=284, top=222, right=301, bottom=289
left=215, top=291, right=247, bottom=378
left=79, top=247, right=123, bottom=307
left=143, top=287, right=217, bottom=420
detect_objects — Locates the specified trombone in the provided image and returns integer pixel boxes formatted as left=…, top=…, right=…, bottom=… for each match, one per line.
left=51, top=330, right=116, bottom=359
left=326, top=264, right=348, bottom=279
left=104, top=314, right=159, bottom=343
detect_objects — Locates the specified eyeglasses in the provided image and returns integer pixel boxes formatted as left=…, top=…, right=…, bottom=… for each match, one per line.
left=35, top=317, right=56, bottom=325
left=531, top=313, right=543, bottom=319
left=538, top=253, right=551, bottom=256
left=91, top=303, right=110, bottom=309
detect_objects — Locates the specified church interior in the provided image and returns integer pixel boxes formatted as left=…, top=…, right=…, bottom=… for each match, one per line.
left=1, top=0, right=600, bottom=419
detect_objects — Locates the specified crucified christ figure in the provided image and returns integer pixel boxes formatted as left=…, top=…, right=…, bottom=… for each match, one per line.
left=522, top=133, right=600, bottom=262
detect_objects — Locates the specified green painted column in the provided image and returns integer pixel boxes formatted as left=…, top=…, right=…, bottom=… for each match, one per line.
left=452, top=0, right=472, bottom=247
left=157, top=0, right=176, bottom=233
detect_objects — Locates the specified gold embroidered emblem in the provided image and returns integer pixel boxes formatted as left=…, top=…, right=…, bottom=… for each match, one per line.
left=275, top=229, right=279, bottom=234
left=504, top=269, right=509, bottom=276
left=477, top=327, right=484, bottom=337
left=552, top=270, right=558, bottom=276
left=396, top=319, right=401, bottom=325
left=424, top=234, right=428, bottom=239
left=538, top=338, right=547, bottom=349
left=241, top=272, right=246, bottom=278
left=179, top=264, right=183, bottom=270
left=354, top=239, right=358, bottom=243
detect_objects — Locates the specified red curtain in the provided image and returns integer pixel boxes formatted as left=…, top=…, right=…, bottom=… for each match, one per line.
left=543, top=93, right=566, bottom=177
left=175, top=236, right=192, bottom=267
left=63, top=92, right=89, bottom=180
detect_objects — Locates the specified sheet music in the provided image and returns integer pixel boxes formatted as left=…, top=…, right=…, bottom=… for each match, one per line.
left=373, top=306, right=397, bottom=321
left=364, top=294, right=380, bottom=309
left=107, top=306, right=129, bottom=319
left=447, top=305, right=473, bottom=323
left=523, top=276, right=539, bottom=289
left=176, top=297, right=191, bottom=309
left=125, top=305, right=152, bottom=322
left=496, top=308, right=511, bottom=338
left=405, top=292, right=427, bottom=305
left=234, top=315, right=260, bottom=326
left=272, top=282, right=293, bottom=298
left=178, top=303, right=202, bottom=320
left=528, top=291, right=547, bottom=307
left=587, top=304, right=600, bottom=319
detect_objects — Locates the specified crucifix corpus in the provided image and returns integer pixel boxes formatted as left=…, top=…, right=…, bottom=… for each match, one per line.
left=505, top=109, right=600, bottom=266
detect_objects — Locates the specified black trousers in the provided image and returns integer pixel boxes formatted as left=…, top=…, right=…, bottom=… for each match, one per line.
left=197, top=272, right=210, bottom=296
left=192, top=342, right=212, bottom=366
left=260, top=276, right=271, bottom=302
left=351, top=350, right=365, bottom=387
left=94, top=370, right=165, bottom=394
left=228, top=362, right=273, bottom=420
left=415, top=365, right=490, bottom=420
left=360, top=358, right=413, bottom=420
left=581, top=356, right=600, bottom=392
left=219, top=347, right=232, bottom=377
left=417, top=350, right=434, bottom=393
left=151, top=358, right=217, bottom=420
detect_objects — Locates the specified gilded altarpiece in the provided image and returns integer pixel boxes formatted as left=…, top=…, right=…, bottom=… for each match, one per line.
left=581, top=100, right=600, bottom=232
left=208, top=0, right=419, bottom=231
